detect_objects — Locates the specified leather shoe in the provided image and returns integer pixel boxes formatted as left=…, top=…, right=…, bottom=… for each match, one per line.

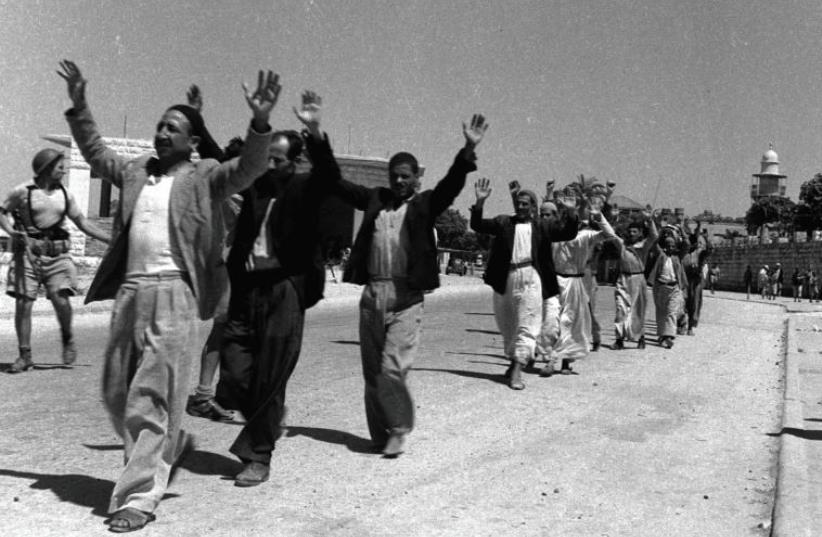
left=613, top=339, right=625, bottom=350
left=382, top=432, right=406, bottom=458
left=62, top=340, right=77, bottom=365
left=235, top=461, right=270, bottom=487
left=8, top=353, right=33, bottom=374
left=637, top=337, right=646, bottom=350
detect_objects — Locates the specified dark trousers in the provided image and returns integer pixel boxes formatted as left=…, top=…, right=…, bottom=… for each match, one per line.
left=683, top=278, right=704, bottom=329
left=217, top=277, right=304, bottom=465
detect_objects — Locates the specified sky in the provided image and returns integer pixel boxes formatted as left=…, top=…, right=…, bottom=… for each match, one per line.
left=2, top=0, right=822, bottom=219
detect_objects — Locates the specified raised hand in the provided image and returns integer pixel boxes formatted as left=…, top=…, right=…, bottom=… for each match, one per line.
left=605, top=180, right=616, bottom=200
left=508, top=180, right=521, bottom=196
left=187, top=84, right=203, bottom=112
left=242, top=70, right=282, bottom=132
left=474, top=177, right=492, bottom=202
left=544, top=180, right=555, bottom=201
left=609, top=203, right=620, bottom=221
left=57, top=60, right=87, bottom=110
left=463, top=114, right=489, bottom=149
left=293, top=90, right=322, bottom=138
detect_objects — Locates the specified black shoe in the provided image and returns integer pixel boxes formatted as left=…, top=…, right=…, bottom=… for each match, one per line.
left=637, top=337, right=646, bottom=350
left=613, top=339, right=625, bottom=350
left=186, top=395, right=238, bottom=422
left=591, top=342, right=600, bottom=352
left=539, top=360, right=556, bottom=377
left=661, top=337, right=673, bottom=349
left=559, top=359, right=574, bottom=375
left=235, top=461, right=270, bottom=487
left=62, top=340, right=77, bottom=366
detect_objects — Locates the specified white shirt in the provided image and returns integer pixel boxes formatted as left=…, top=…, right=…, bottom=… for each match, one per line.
left=368, top=202, right=410, bottom=279
left=511, top=223, right=532, bottom=264
left=126, top=174, right=184, bottom=277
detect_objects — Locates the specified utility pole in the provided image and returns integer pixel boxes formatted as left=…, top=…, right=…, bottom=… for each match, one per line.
left=652, top=176, right=663, bottom=207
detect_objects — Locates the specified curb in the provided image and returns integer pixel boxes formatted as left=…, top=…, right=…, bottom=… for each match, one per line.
left=771, top=316, right=812, bottom=537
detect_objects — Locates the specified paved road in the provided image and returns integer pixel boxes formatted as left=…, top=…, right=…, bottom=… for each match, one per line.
left=0, top=286, right=782, bottom=536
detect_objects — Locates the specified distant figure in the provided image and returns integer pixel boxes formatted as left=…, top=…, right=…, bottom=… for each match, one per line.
left=708, top=263, right=720, bottom=294
left=808, top=268, right=818, bottom=303
left=773, top=262, right=783, bottom=298
left=743, top=265, right=753, bottom=300
left=792, top=267, right=801, bottom=302
left=758, top=265, right=769, bottom=299
left=647, top=231, right=688, bottom=349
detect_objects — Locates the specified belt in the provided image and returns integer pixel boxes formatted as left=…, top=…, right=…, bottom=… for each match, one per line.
left=29, top=238, right=70, bottom=257
left=622, top=271, right=644, bottom=276
left=509, top=260, right=533, bottom=271
left=557, top=272, right=584, bottom=278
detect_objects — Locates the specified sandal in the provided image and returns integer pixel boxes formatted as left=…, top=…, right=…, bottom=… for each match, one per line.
left=107, top=507, right=156, bottom=533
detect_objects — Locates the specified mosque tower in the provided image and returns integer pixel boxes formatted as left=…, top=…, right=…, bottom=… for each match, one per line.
left=750, top=143, right=787, bottom=200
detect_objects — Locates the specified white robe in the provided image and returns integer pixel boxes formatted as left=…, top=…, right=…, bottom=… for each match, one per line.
left=493, top=223, right=542, bottom=365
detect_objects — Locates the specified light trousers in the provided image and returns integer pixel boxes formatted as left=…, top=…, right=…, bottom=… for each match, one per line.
left=102, top=275, right=201, bottom=514
left=614, top=274, right=647, bottom=341
left=493, top=266, right=542, bottom=365
left=359, top=280, right=424, bottom=444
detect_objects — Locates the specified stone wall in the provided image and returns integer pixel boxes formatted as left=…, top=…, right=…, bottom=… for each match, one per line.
left=709, top=241, right=822, bottom=294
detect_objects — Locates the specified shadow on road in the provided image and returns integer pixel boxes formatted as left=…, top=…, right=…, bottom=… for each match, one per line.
left=465, top=328, right=500, bottom=335
left=0, top=363, right=83, bottom=372
left=767, top=427, right=822, bottom=441
left=445, top=351, right=505, bottom=360
left=179, top=449, right=242, bottom=477
left=463, top=312, right=494, bottom=316
left=83, top=443, right=123, bottom=451
left=0, top=468, right=113, bottom=517
left=412, top=367, right=509, bottom=386
left=285, top=426, right=375, bottom=454
left=330, top=340, right=361, bottom=346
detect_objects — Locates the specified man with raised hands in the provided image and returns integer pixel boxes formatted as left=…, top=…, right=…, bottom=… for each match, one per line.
left=58, top=59, right=278, bottom=532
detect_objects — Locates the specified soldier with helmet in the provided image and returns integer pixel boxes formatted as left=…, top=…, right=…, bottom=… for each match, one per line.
left=0, top=147, right=110, bottom=373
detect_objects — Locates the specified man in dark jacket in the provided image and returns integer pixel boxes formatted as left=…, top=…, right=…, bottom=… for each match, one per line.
left=470, top=178, right=578, bottom=389
left=333, top=114, right=488, bottom=457
left=217, top=91, right=342, bottom=486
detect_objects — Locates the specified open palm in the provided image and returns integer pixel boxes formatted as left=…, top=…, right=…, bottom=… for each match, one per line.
left=463, top=114, right=489, bottom=148
left=57, top=59, right=87, bottom=109
left=293, top=90, right=322, bottom=130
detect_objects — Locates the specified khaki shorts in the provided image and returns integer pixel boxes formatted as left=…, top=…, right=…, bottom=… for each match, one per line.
left=6, top=250, right=78, bottom=300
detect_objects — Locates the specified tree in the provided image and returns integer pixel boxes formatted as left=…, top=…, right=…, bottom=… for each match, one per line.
left=435, top=208, right=468, bottom=249
left=798, top=173, right=822, bottom=234
left=435, top=208, right=484, bottom=252
left=720, top=228, right=744, bottom=245
left=745, top=196, right=796, bottom=237
left=794, top=203, right=815, bottom=240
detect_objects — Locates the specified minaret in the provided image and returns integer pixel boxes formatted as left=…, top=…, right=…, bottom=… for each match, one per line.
left=751, top=143, right=787, bottom=200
